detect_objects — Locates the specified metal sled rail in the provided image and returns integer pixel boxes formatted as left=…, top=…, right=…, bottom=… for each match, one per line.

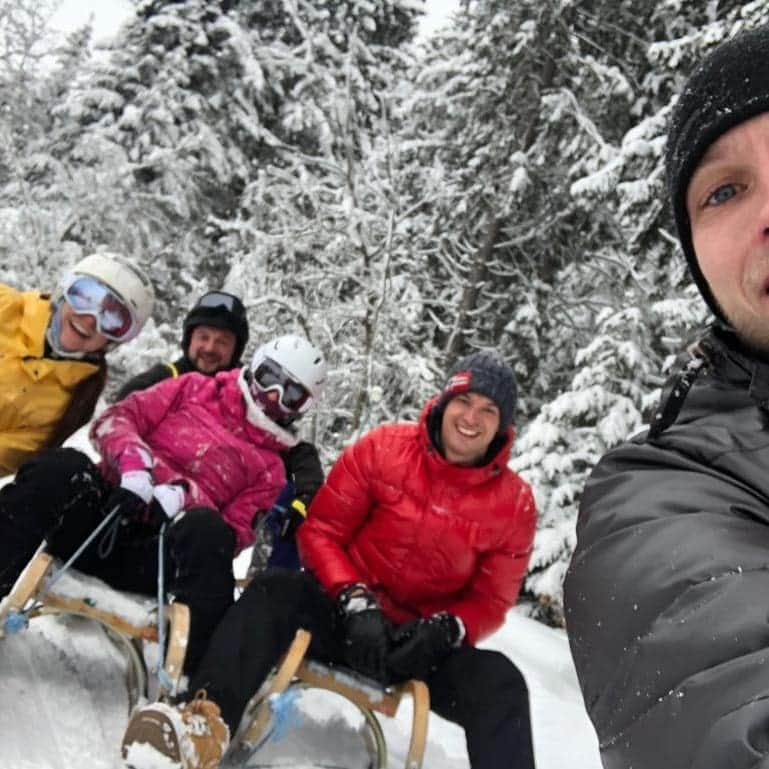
left=231, top=628, right=429, bottom=769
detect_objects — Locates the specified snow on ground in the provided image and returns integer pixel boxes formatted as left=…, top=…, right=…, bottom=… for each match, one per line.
left=0, top=607, right=600, bottom=769
left=0, top=426, right=601, bottom=769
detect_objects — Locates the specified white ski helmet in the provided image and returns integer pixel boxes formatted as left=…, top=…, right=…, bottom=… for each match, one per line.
left=60, top=252, right=155, bottom=342
left=248, top=334, right=327, bottom=415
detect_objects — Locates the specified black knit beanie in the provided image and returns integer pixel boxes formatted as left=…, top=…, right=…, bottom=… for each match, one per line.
left=441, top=351, right=517, bottom=430
left=665, top=24, right=769, bottom=321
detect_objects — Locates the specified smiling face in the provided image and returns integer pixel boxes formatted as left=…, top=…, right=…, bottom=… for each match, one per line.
left=440, top=391, right=501, bottom=466
left=187, top=325, right=238, bottom=374
left=58, top=301, right=109, bottom=353
left=687, top=112, right=769, bottom=351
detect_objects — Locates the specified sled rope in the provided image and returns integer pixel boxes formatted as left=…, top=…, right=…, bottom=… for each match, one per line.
left=48, top=504, right=123, bottom=592
left=2, top=506, right=123, bottom=633
left=155, top=521, right=174, bottom=694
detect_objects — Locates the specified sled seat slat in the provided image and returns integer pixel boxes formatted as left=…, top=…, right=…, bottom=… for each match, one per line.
left=0, top=547, right=190, bottom=704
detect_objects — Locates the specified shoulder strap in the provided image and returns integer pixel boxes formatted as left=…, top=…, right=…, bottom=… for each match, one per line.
left=648, top=341, right=708, bottom=439
left=167, top=361, right=180, bottom=378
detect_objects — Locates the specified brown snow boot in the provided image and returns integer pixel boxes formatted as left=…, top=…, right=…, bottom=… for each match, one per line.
left=121, top=689, right=230, bottom=769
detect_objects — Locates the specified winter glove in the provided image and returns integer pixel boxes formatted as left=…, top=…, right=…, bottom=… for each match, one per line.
left=337, top=584, right=393, bottom=683
left=387, top=613, right=464, bottom=682
left=103, top=469, right=154, bottom=522
left=152, top=483, right=186, bottom=520
left=128, top=481, right=186, bottom=531
left=119, top=469, right=154, bottom=503
left=277, top=498, right=307, bottom=541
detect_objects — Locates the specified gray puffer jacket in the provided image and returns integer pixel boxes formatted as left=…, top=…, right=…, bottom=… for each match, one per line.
left=565, top=327, right=769, bottom=769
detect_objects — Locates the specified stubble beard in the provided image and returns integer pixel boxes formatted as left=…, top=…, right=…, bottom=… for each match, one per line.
left=720, top=305, right=769, bottom=358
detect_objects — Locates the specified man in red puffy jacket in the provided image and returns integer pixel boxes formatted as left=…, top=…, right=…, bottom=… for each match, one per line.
left=122, top=351, right=538, bottom=769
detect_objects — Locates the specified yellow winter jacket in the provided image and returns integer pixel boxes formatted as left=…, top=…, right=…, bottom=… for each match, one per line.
left=0, top=284, right=101, bottom=476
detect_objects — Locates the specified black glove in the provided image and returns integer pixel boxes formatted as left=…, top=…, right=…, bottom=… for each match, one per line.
left=104, top=487, right=168, bottom=531
left=337, top=584, right=392, bottom=682
left=103, top=486, right=147, bottom=523
left=387, top=613, right=462, bottom=681
left=140, top=499, right=169, bottom=531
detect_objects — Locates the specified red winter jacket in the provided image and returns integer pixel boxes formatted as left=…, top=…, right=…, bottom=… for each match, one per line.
left=298, top=399, right=537, bottom=645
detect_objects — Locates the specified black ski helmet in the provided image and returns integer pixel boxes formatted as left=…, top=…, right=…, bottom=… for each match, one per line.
left=182, top=290, right=249, bottom=367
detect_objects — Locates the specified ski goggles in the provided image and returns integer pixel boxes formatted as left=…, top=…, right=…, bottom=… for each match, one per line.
left=249, top=357, right=311, bottom=412
left=63, top=275, right=136, bottom=342
left=195, top=291, right=246, bottom=318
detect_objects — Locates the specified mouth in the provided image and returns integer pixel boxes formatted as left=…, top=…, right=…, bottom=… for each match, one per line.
left=456, top=424, right=480, bottom=439
left=69, top=318, right=94, bottom=339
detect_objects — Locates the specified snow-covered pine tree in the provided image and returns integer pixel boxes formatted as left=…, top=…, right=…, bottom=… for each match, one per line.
left=33, top=0, right=433, bottom=449
left=512, top=0, right=769, bottom=621
left=0, top=0, right=83, bottom=284
left=206, top=0, right=438, bottom=455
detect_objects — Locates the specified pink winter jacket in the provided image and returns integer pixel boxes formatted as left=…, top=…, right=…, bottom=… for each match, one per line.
left=90, top=369, right=288, bottom=553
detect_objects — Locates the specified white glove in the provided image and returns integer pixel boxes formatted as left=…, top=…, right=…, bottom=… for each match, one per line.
left=119, top=470, right=154, bottom=503
left=152, top=483, right=186, bottom=519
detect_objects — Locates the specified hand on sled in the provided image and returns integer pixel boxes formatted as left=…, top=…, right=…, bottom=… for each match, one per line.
left=387, top=613, right=463, bottom=681
left=104, top=482, right=150, bottom=524
left=337, top=584, right=393, bottom=683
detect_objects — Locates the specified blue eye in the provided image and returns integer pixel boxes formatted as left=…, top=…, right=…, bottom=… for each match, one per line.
left=707, top=183, right=738, bottom=206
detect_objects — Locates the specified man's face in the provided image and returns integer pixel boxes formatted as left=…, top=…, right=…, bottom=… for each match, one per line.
left=440, top=391, right=501, bottom=466
left=187, top=325, right=237, bottom=374
left=58, top=301, right=109, bottom=353
left=687, top=112, right=769, bottom=350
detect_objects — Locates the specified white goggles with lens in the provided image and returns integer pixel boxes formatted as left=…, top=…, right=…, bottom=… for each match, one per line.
left=62, top=275, right=136, bottom=342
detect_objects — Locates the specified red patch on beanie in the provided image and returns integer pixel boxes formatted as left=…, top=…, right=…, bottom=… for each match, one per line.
left=444, top=371, right=472, bottom=395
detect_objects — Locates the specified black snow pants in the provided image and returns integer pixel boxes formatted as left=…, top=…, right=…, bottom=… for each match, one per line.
left=190, top=568, right=536, bottom=769
left=0, top=447, right=236, bottom=672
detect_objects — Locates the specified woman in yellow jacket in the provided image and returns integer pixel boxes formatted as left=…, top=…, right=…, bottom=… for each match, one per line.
left=0, top=252, right=154, bottom=476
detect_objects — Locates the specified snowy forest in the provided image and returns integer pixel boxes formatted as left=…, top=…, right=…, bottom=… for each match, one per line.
left=1, top=0, right=764, bottom=626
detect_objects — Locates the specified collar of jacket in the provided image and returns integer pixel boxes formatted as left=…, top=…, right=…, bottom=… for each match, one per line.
left=173, top=355, right=198, bottom=375
left=708, top=323, right=769, bottom=407
left=16, top=291, right=52, bottom=357
left=175, top=354, right=242, bottom=376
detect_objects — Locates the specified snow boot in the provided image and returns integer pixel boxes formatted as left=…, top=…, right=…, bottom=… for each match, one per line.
left=121, top=689, right=230, bottom=769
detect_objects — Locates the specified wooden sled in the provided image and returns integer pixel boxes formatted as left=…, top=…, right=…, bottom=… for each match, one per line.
left=230, top=628, right=430, bottom=769
left=0, top=545, right=189, bottom=710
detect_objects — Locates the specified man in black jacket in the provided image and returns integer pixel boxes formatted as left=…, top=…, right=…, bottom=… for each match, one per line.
left=115, top=290, right=249, bottom=399
left=565, top=25, right=769, bottom=769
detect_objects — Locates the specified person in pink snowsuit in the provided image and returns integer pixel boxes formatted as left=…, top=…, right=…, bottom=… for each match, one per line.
left=92, top=368, right=288, bottom=553
left=0, top=335, right=327, bottom=672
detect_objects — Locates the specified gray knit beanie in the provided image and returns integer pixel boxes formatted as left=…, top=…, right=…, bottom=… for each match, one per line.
left=665, top=24, right=769, bottom=321
left=442, top=352, right=517, bottom=430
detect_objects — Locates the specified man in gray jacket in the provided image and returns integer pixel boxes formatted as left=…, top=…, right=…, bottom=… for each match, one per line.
left=565, top=25, right=769, bottom=769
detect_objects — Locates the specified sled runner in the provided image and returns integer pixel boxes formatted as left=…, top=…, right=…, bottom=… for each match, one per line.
left=0, top=545, right=189, bottom=709
left=229, top=628, right=430, bottom=769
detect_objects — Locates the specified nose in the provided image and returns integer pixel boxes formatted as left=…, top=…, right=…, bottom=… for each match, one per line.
left=758, top=167, right=769, bottom=240
left=265, top=389, right=280, bottom=402
left=76, top=312, right=98, bottom=330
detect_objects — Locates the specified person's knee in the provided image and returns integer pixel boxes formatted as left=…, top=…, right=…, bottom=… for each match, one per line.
left=172, top=507, right=236, bottom=555
left=245, top=567, right=315, bottom=602
left=242, top=569, right=333, bottom=642
left=481, top=650, right=528, bottom=697
left=15, top=448, right=97, bottom=487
